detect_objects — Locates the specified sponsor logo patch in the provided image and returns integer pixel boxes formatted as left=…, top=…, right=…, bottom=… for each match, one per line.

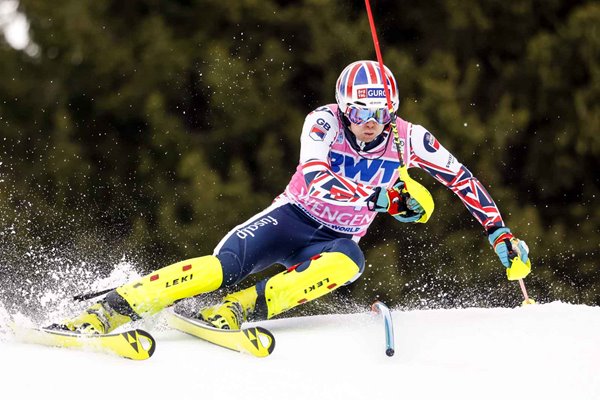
left=423, top=131, right=440, bottom=153
left=357, top=87, right=386, bottom=99
left=330, top=151, right=400, bottom=184
left=308, top=118, right=331, bottom=141
left=309, top=125, right=326, bottom=141
left=236, top=216, right=278, bottom=239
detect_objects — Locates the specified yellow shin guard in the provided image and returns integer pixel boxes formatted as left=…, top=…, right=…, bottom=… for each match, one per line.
left=260, top=252, right=360, bottom=319
left=114, top=255, right=224, bottom=317
left=64, top=255, right=224, bottom=334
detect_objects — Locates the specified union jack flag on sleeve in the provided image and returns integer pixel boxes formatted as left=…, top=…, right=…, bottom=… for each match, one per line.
left=408, top=125, right=504, bottom=231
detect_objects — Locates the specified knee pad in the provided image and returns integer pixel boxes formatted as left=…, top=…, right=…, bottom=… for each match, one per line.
left=328, top=238, right=365, bottom=275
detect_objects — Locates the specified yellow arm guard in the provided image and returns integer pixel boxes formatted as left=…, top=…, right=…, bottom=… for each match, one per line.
left=398, top=166, right=435, bottom=223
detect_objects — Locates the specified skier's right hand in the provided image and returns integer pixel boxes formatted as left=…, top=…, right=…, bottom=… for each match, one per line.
left=368, top=183, right=425, bottom=223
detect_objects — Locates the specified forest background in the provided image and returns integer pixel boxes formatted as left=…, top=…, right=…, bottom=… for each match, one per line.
left=0, top=0, right=598, bottom=317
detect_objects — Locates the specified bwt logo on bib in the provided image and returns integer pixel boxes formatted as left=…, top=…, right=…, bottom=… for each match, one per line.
left=357, top=87, right=386, bottom=99
left=330, top=152, right=400, bottom=184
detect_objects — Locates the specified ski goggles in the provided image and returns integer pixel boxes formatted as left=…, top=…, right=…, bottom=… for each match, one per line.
left=345, top=106, right=393, bottom=125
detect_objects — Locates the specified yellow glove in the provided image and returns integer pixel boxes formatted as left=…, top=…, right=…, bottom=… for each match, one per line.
left=506, top=256, right=532, bottom=281
left=489, top=228, right=531, bottom=280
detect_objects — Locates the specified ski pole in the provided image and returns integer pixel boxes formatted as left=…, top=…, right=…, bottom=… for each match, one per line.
left=364, top=0, right=405, bottom=167
left=364, top=0, right=435, bottom=223
left=372, top=301, right=395, bottom=357
left=518, top=278, right=536, bottom=306
left=507, top=241, right=536, bottom=306
left=73, top=287, right=115, bottom=302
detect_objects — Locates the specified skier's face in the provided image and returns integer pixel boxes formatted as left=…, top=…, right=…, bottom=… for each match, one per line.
left=349, top=120, right=385, bottom=143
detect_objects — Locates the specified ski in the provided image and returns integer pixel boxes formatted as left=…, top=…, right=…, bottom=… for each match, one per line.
left=166, top=310, right=275, bottom=357
left=11, top=324, right=156, bottom=360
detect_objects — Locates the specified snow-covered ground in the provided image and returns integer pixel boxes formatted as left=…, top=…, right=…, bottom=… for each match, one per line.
left=1, top=302, right=598, bottom=400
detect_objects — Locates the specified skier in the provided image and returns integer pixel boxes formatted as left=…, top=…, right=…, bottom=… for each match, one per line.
left=54, top=60, right=531, bottom=334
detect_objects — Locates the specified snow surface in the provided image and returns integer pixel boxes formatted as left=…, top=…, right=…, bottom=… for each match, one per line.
left=1, top=302, right=598, bottom=400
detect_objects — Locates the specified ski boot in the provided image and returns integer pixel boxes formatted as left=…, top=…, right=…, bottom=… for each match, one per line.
left=47, top=300, right=132, bottom=335
left=198, top=286, right=258, bottom=330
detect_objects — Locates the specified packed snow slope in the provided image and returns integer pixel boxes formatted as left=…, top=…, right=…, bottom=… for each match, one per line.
left=1, top=302, right=598, bottom=400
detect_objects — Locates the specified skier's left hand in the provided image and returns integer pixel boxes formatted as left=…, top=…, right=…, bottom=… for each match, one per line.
left=488, top=227, right=531, bottom=280
left=369, top=182, right=425, bottom=223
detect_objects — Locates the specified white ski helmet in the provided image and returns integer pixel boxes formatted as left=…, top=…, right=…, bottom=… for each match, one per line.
left=335, top=60, right=399, bottom=114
